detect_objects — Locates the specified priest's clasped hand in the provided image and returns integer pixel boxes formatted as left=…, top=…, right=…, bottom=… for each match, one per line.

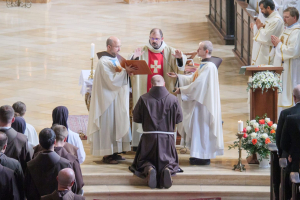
left=271, top=35, right=280, bottom=47
left=167, top=72, right=177, bottom=78
left=172, top=50, right=182, bottom=59
left=255, top=18, right=264, bottom=30
left=133, top=47, right=145, bottom=60
left=125, top=64, right=138, bottom=76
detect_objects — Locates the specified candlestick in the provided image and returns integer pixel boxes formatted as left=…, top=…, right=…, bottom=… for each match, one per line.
left=233, top=132, right=246, bottom=172
left=91, top=43, right=95, bottom=59
left=238, top=120, right=243, bottom=132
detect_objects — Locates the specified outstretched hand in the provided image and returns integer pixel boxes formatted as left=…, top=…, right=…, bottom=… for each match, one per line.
left=172, top=50, right=182, bottom=59
left=167, top=72, right=177, bottom=78
left=174, top=88, right=181, bottom=94
left=133, top=47, right=144, bottom=59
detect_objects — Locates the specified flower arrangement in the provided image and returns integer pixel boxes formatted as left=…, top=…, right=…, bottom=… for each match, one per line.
left=229, top=115, right=277, bottom=161
left=247, top=71, right=282, bottom=93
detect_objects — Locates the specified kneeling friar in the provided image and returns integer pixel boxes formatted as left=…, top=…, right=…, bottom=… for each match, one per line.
left=129, top=75, right=183, bottom=189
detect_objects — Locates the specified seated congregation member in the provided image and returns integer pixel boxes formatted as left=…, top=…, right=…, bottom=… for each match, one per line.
left=0, top=163, right=20, bottom=200
left=25, top=128, right=73, bottom=200
left=0, top=132, right=24, bottom=199
left=12, top=101, right=39, bottom=146
left=168, top=41, right=224, bottom=165
left=41, top=168, right=85, bottom=200
left=274, top=85, right=300, bottom=199
left=52, top=125, right=84, bottom=193
left=52, top=106, right=86, bottom=164
left=0, top=105, right=31, bottom=172
left=129, top=75, right=183, bottom=189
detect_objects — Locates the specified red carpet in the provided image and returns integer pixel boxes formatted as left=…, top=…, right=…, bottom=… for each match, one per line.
left=68, top=115, right=88, bottom=136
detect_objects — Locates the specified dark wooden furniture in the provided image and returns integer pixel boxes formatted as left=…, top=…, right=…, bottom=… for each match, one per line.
left=233, top=0, right=258, bottom=65
left=268, top=143, right=278, bottom=200
left=244, top=67, right=283, bottom=123
left=206, top=0, right=236, bottom=45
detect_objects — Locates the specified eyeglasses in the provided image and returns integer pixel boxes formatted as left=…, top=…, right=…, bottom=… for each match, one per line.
left=150, top=37, right=161, bottom=41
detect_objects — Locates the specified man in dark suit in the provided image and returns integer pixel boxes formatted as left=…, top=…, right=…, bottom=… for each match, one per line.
left=41, top=168, right=85, bottom=200
left=281, top=113, right=300, bottom=199
left=0, top=132, right=24, bottom=199
left=0, top=105, right=31, bottom=172
left=25, top=128, right=73, bottom=200
left=273, top=85, right=300, bottom=199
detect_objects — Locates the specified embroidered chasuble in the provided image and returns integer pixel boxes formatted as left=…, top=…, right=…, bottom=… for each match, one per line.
left=130, top=41, right=187, bottom=147
left=147, top=50, right=164, bottom=91
left=272, top=23, right=300, bottom=108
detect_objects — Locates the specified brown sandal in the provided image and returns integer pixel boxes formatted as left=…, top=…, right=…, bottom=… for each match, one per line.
left=103, top=155, right=118, bottom=164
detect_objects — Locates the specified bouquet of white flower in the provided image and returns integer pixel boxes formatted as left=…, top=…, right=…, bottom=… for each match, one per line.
left=247, top=71, right=282, bottom=93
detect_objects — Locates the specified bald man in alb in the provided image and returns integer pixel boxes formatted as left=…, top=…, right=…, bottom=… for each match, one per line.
left=87, top=36, right=137, bottom=164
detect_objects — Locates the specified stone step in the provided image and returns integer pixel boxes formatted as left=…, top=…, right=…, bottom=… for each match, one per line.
left=82, top=185, right=269, bottom=200
left=83, top=172, right=270, bottom=186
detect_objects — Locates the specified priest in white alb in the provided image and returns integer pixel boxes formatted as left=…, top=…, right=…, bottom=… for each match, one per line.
left=251, top=0, right=284, bottom=65
left=87, top=36, right=137, bottom=164
left=271, top=7, right=300, bottom=110
left=130, top=28, right=187, bottom=149
left=167, top=41, right=223, bottom=165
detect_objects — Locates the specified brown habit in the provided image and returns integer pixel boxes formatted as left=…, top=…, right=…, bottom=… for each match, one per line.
left=34, top=143, right=78, bottom=159
left=1, top=128, right=32, bottom=172
left=0, top=164, right=20, bottom=200
left=25, top=151, right=72, bottom=200
left=54, top=147, right=84, bottom=193
left=129, top=86, right=183, bottom=188
left=41, top=190, right=85, bottom=200
left=0, top=153, right=24, bottom=199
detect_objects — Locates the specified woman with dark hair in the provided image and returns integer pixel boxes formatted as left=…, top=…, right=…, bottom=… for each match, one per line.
left=11, top=116, right=26, bottom=134
left=52, top=106, right=86, bottom=164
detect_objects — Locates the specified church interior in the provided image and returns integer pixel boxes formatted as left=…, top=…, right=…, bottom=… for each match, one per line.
left=1, top=0, right=297, bottom=199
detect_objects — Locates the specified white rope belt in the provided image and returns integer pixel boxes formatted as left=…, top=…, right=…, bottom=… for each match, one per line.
left=142, top=131, right=175, bottom=135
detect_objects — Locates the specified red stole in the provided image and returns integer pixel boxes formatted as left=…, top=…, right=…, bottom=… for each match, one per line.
left=147, top=49, right=164, bottom=91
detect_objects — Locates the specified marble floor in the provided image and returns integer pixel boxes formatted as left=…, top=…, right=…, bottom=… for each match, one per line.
left=0, top=0, right=250, bottom=163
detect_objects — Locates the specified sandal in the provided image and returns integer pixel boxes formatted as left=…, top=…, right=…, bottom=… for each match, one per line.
left=103, top=155, right=118, bottom=164
left=113, top=153, right=126, bottom=160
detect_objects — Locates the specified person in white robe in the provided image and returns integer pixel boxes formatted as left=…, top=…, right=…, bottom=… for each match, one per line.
left=12, top=101, right=39, bottom=146
left=167, top=41, right=224, bottom=165
left=250, top=0, right=284, bottom=65
left=87, top=36, right=137, bottom=164
left=271, top=7, right=300, bottom=112
left=130, top=28, right=187, bottom=149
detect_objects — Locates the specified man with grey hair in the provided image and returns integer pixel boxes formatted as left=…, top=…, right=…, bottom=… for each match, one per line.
left=129, top=75, right=183, bottom=189
left=168, top=41, right=224, bottom=165
left=271, top=7, right=300, bottom=111
left=41, top=168, right=85, bottom=200
left=130, top=28, right=187, bottom=150
left=87, top=37, right=137, bottom=164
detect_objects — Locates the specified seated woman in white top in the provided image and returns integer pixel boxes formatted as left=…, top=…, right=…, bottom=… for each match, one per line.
left=52, top=106, right=86, bottom=164
left=12, top=101, right=39, bottom=146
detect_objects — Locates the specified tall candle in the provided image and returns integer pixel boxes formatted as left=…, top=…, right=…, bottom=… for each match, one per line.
left=238, top=120, right=243, bottom=132
left=91, top=43, right=95, bottom=58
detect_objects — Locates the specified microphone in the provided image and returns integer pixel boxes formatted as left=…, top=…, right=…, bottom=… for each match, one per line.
left=159, top=52, right=180, bottom=92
